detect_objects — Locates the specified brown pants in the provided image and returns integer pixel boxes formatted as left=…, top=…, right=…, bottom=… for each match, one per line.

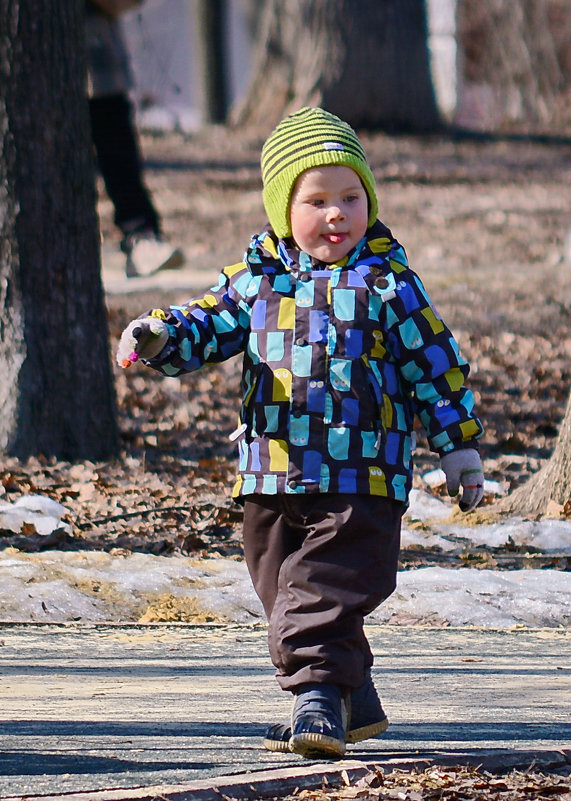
left=242, top=494, right=403, bottom=692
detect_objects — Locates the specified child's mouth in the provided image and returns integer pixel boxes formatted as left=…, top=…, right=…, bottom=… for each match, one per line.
left=323, top=233, right=347, bottom=244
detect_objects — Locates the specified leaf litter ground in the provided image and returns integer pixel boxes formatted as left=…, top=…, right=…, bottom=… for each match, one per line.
left=282, top=764, right=570, bottom=801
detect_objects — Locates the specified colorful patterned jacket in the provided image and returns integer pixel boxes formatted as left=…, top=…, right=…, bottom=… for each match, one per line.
left=146, top=221, right=483, bottom=502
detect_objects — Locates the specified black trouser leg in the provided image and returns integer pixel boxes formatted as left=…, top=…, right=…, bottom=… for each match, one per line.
left=89, top=93, right=159, bottom=237
left=242, top=494, right=403, bottom=692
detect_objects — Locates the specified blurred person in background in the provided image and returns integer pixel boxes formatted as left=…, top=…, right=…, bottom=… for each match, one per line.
left=86, top=0, right=184, bottom=277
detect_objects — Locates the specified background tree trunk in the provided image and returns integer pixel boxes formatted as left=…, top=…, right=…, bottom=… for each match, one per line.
left=496, top=388, right=571, bottom=517
left=0, top=0, right=119, bottom=460
left=231, top=0, right=441, bottom=133
left=195, top=0, right=227, bottom=123
left=457, top=0, right=569, bottom=131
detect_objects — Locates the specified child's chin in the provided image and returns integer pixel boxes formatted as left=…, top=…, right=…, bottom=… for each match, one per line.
left=314, top=244, right=352, bottom=263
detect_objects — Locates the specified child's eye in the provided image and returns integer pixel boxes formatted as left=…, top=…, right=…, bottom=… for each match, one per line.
left=310, top=199, right=324, bottom=207
left=345, top=194, right=359, bottom=203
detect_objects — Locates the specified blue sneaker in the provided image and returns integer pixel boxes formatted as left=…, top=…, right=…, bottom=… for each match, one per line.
left=345, top=670, right=389, bottom=743
left=289, top=683, right=347, bottom=759
left=263, top=722, right=292, bottom=753
left=263, top=672, right=388, bottom=752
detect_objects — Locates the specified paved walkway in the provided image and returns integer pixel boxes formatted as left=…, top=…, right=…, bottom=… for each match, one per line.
left=0, top=624, right=569, bottom=800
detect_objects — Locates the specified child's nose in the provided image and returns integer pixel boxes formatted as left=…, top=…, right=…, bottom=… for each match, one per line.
left=326, top=204, right=345, bottom=221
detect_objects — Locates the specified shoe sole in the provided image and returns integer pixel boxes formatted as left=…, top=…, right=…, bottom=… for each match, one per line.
left=290, top=732, right=346, bottom=759
left=263, top=736, right=291, bottom=753
left=345, top=716, right=389, bottom=744
left=263, top=716, right=389, bottom=752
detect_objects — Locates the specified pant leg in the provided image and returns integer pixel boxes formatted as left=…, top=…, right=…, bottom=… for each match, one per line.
left=88, top=93, right=160, bottom=237
left=242, top=494, right=403, bottom=693
left=242, top=495, right=305, bottom=620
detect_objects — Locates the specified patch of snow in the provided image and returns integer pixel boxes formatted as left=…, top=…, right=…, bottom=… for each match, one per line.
left=405, top=490, right=571, bottom=554
left=0, top=492, right=569, bottom=629
left=0, top=550, right=264, bottom=625
left=406, top=489, right=452, bottom=521
left=369, top=567, right=570, bottom=628
left=420, top=470, right=506, bottom=495
left=421, top=468, right=447, bottom=488
left=439, top=518, right=571, bottom=553
left=0, top=550, right=568, bottom=629
left=0, top=495, right=71, bottom=536
left=483, top=479, right=508, bottom=495
left=400, top=527, right=459, bottom=553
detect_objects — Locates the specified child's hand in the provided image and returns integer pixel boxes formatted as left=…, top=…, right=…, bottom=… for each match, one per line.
left=117, top=317, right=168, bottom=368
left=440, top=449, right=484, bottom=512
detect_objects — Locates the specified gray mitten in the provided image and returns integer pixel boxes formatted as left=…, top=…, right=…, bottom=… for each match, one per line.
left=117, top=317, right=168, bottom=367
left=440, top=448, right=484, bottom=512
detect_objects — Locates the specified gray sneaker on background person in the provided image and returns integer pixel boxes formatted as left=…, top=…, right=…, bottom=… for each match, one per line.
left=124, top=230, right=185, bottom=278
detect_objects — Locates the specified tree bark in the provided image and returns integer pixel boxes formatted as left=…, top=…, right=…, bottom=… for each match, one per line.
left=195, top=0, right=228, bottom=123
left=457, top=0, right=567, bottom=130
left=497, top=388, right=571, bottom=517
left=231, top=0, right=441, bottom=134
left=0, top=0, right=119, bottom=460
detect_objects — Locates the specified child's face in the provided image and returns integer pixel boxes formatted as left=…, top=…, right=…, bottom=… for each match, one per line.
left=289, top=165, right=369, bottom=263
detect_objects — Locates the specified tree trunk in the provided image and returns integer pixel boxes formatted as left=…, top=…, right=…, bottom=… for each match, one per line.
left=0, top=0, right=119, bottom=460
left=457, top=0, right=567, bottom=131
left=231, top=0, right=441, bottom=134
left=195, top=0, right=228, bottom=123
left=497, top=388, right=571, bottom=517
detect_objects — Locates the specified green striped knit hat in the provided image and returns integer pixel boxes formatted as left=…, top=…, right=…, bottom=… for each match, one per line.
left=261, top=107, right=378, bottom=238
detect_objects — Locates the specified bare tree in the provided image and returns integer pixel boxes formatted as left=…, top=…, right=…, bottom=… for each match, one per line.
left=231, top=0, right=441, bottom=133
left=497, top=389, right=571, bottom=518
left=0, top=0, right=119, bottom=460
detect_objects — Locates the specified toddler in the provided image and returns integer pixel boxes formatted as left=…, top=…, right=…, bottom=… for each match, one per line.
left=117, top=107, right=484, bottom=760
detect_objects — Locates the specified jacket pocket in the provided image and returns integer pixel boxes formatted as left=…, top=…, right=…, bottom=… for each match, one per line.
left=359, top=355, right=386, bottom=448
left=236, top=366, right=262, bottom=440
